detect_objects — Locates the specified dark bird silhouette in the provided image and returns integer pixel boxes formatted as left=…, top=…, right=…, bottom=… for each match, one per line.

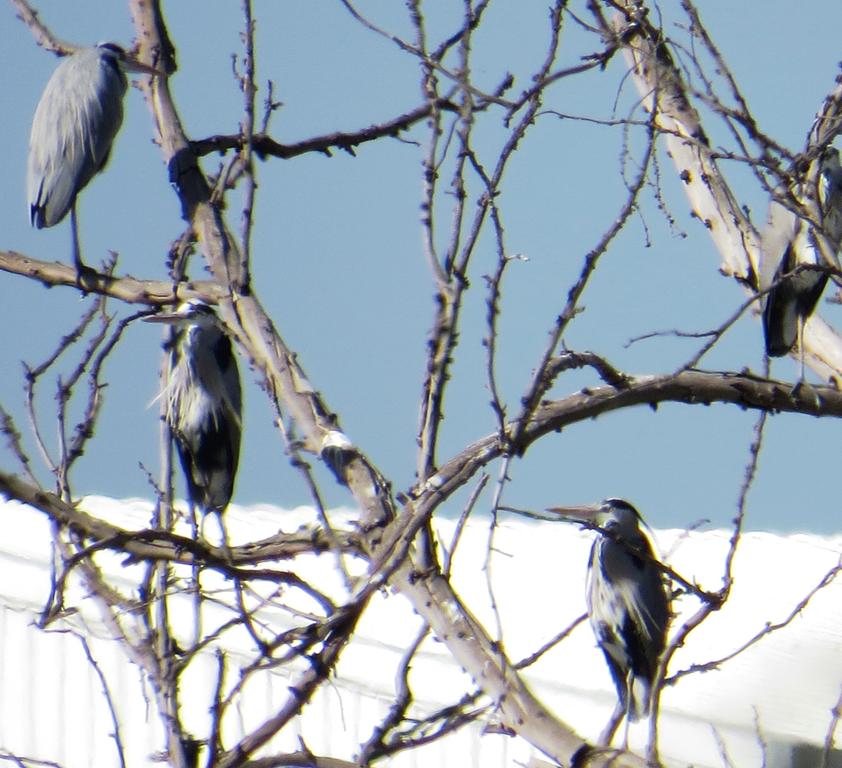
left=548, top=498, right=670, bottom=745
left=761, top=147, right=842, bottom=378
left=146, top=301, right=242, bottom=516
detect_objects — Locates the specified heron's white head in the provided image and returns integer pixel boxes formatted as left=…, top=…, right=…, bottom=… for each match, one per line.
left=143, top=300, right=219, bottom=331
left=95, top=42, right=161, bottom=77
left=546, top=497, right=643, bottom=537
left=597, top=498, right=643, bottom=536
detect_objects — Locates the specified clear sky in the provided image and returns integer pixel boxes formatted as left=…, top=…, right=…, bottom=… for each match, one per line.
left=2, top=1, right=842, bottom=533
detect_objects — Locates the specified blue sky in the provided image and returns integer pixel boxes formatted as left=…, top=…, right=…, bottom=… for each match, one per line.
left=2, top=1, right=842, bottom=533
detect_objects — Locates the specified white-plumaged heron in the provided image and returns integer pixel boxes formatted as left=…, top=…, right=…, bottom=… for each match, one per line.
left=547, top=498, right=670, bottom=745
left=145, top=301, right=242, bottom=517
left=27, top=43, right=159, bottom=272
left=761, top=147, right=842, bottom=379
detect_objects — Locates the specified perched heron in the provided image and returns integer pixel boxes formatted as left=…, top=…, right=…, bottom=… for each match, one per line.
left=761, top=147, right=842, bottom=380
left=547, top=498, right=670, bottom=745
left=145, top=301, right=242, bottom=517
left=27, top=43, right=159, bottom=272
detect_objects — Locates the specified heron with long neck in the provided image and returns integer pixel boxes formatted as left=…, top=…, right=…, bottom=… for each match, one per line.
left=547, top=498, right=670, bottom=746
left=27, top=43, right=159, bottom=273
left=146, top=301, right=242, bottom=518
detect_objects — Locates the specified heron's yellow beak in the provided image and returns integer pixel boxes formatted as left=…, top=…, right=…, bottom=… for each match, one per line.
left=143, top=312, right=187, bottom=325
left=545, top=504, right=600, bottom=524
left=123, top=57, right=163, bottom=77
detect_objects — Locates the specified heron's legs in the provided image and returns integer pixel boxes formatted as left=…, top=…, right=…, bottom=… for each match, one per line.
left=189, top=500, right=202, bottom=646
left=216, top=511, right=267, bottom=654
left=621, top=675, right=634, bottom=750
left=785, top=317, right=807, bottom=398
left=791, top=317, right=821, bottom=407
left=797, top=315, right=806, bottom=386
left=71, top=203, right=82, bottom=272
left=70, top=202, right=96, bottom=289
left=621, top=714, right=631, bottom=752
left=598, top=699, right=625, bottom=746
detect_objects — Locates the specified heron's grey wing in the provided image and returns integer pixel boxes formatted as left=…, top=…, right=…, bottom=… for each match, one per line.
left=633, top=539, right=670, bottom=652
left=586, top=543, right=632, bottom=705
left=176, top=404, right=240, bottom=514
left=820, top=154, right=842, bottom=253
left=762, top=242, right=800, bottom=356
left=182, top=332, right=242, bottom=513
left=759, top=194, right=820, bottom=356
left=212, top=335, right=242, bottom=508
left=598, top=536, right=669, bottom=664
left=218, top=336, right=243, bottom=427
left=595, top=536, right=669, bottom=717
left=760, top=153, right=842, bottom=356
left=195, top=331, right=242, bottom=429
left=27, top=49, right=126, bottom=227
left=758, top=199, right=798, bottom=298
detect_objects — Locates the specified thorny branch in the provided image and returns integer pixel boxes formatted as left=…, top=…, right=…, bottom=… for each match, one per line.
left=508, top=110, right=657, bottom=455
left=0, top=249, right=224, bottom=305
left=648, top=408, right=766, bottom=763
left=416, top=0, right=569, bottom=481
left=236, top=0, right=257, bottom=287
left=358, top=623, right=430, bottom=763
left=191, top=98, right=465, bottom=161
left=3, top=364, right=840, bottom=569
left=4, top=1, right=842, bottom=767
left=73, top=631, right=128, bottom=768
left=668, top=560, right=842, bottom=686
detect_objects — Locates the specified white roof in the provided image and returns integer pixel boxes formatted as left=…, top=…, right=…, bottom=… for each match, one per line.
left=0, top=496, right=839, bottom=767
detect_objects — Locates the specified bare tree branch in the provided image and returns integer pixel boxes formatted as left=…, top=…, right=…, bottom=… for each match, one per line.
left=190, top=98, right=462, bottom=160
left=0, top=250, right=224, bottom=305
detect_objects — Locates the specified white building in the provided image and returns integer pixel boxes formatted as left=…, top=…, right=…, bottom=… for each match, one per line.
left=0, top=496, right=840, bottom=767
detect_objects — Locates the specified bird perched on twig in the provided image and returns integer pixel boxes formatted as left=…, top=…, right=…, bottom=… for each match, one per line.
left=761, top=146, right=842, bottom=381
left=27, top=43, right=159, bottom=273
left=547, top=498, right=670, bottom=746
left=145, top=301, right=242, bottom=517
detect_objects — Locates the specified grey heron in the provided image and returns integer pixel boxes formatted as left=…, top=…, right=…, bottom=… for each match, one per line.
left=547, top=498, right=670, bottom=745
left=27, top=43, right=159, bottom=273
left=145, top=301, right=242, bottom=517
left=761, top=147, right=842, bottom=379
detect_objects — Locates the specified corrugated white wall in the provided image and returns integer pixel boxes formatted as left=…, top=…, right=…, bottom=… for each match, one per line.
left=0, top=592, right=523, bottom=768
left=0, top=497, right=840, bottom=768
left=0, top=499, right=525, bottom=768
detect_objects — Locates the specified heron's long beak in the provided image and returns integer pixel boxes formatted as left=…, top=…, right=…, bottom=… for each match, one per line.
left=123, top=57, right=163, bottom=77
left=545, top=504, right=600, bottom=524
left=143, top=312, right=186, bottom=325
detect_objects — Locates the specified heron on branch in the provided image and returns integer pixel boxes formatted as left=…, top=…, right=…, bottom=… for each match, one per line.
left=146, top=301, right=242, bottom=519
left=27, top=43, right=159, bottom=275
left=547, top=498, right=670, bottom=746
left=761, top=146, right=842, bottom=382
